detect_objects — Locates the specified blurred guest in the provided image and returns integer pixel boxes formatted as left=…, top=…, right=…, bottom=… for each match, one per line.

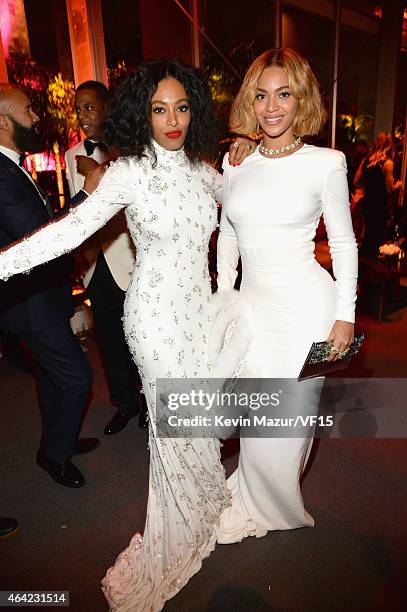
left=0, top=84, right=97, bottom=488
left=347, top=139, right=368, bottom=188
left=354, top=133, right=402, bottom=255
left=65, top=81, right=147, bottom=433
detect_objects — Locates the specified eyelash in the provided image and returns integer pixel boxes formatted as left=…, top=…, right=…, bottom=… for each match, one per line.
left=255, top=92, right=291, bottom=100
left=152, top=105, right=190, bottom=113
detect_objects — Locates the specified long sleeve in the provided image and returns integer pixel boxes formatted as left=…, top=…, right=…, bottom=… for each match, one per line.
left=216, top=154, right=240, bottom=291
left=0, top=159, right=135, bottom=281
left=322, top=152, right=358, bottom=323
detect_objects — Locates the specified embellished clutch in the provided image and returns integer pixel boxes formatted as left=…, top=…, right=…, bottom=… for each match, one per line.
left=298, top=333, right=365, bottom=381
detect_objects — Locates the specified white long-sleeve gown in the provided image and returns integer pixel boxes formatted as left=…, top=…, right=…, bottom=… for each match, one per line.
left=0, top=143, right=231, bottom=611
left=216, top=144, right=358, bottom=542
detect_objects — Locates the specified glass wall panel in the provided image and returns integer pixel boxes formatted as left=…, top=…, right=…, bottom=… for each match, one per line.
left=282, top=3, right=334, bottom=146
left=337, top=26, right=378, bottom=147
left=202, top=0, right=274, bottom=139
left=101, top=0, right=142, bottom=87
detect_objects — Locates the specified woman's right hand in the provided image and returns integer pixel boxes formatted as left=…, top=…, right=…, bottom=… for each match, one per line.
left=83, top=164, right=106, bottom=194
left=75, top=155, right=100, bottom=177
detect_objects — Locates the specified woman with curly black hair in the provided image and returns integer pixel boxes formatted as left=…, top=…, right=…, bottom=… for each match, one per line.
left=101, top=59, right=220, bottom=165
left=0, top=59, right=254, bottom=611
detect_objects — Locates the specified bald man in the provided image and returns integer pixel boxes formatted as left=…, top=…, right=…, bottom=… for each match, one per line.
left=0, top=84, right=98, bottom=488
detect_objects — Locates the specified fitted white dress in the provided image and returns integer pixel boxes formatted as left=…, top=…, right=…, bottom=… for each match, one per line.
left=216, top=144, right=358, bottom=542
left=0, top=142, right=231, bottom=611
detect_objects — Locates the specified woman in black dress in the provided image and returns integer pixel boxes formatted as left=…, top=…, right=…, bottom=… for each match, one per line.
left=354, top=133, right=402, bottom=255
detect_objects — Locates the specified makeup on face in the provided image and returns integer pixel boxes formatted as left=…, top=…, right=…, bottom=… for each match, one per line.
left=253, top=66, right=298, bottom=149
left=151, top=77, right=191, bottom=151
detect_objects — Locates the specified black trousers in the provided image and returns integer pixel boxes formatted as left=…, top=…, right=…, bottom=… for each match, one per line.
left=86, top=251, right=141, bottom=415
left=17, top=320, right=92, bottom=463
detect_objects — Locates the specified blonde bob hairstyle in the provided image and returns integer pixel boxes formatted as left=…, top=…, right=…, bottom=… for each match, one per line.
left=230, top=47, right=327, bottom=137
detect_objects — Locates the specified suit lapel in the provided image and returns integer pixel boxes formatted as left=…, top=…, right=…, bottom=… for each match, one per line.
left=0, top=152, right=54, bottom=219
left=34, top=182, right=55, bottom=218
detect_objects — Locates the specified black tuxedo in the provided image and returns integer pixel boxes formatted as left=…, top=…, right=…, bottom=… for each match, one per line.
left=0, top=151, right=91, bottom=462
left=0, top=153, right=74, bottom=333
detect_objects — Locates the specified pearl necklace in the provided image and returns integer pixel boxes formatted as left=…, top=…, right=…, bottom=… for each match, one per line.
left=259, top=136, right=302, bottom=157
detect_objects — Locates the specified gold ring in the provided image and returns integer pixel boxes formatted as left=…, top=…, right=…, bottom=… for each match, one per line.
left=330, top=346, right=340, bottom=354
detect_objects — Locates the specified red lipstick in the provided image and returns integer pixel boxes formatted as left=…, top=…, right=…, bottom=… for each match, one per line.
left=165, top=131, right=182, bottom=139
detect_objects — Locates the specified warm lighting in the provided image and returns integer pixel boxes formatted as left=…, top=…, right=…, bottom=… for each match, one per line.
left=24, top=152, right=62, bottom=173
left=72, top=286, right=85, bottom=296
left=402, top=9, right=407, bottom=53
left=373, top=6, right=382, bottom=19
left=53, top=142, right=65, bottom=208
left=0, top=0, right=30, bottom=57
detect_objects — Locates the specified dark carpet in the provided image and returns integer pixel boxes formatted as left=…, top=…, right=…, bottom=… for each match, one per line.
left=1, top=305, right=407, bottom=611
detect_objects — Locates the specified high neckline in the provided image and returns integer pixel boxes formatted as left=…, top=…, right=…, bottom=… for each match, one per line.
left=152, top=139, right=187, bottom=161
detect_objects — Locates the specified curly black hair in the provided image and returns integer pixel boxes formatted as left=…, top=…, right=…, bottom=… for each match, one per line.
left=100, top=59, right=219, bottom=165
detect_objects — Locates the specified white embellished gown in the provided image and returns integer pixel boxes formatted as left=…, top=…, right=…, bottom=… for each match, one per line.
left=216, top=144, right=358, bottom=543
left=0, top=142, right=231, bottom=610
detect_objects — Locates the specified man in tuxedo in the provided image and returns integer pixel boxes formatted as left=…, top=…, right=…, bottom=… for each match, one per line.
left=0, top=84, right=99, bottom=488
left=66, top=80, right=147, bottom=434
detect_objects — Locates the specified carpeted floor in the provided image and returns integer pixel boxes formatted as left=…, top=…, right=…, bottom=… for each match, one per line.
left=1, top=303, right=407, bottom=611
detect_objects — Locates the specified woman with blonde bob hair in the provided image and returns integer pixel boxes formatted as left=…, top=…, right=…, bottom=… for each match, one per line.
left=216, top=48, right=358, bottom=544
left=230, top=47, right=327, bottom=138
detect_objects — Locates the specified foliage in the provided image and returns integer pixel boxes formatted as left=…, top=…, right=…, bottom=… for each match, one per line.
left=47, top=74, right=78, bottom=150
left=337, top=112, right=373, bottom=143
left=6, top=54, right=78, bottom=154
left=108, top=60, right=134, bottom=91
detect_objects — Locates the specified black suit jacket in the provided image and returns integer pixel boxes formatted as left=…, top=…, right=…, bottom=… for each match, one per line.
left=0, top=151, right=75, bottom=333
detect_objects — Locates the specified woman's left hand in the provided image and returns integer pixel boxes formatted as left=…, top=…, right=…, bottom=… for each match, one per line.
left=228, top=138, right=256, bottom=166
left=326, top=320, right=354, bottom=361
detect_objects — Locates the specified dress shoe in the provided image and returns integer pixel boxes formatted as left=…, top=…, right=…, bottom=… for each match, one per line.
left=104, top=412, right=136, bottom=436
left=73, top=437, right=100, bottom=455
left=0, top=517, right=19, bottom=540
left=36, top=452, right=85, bottom=488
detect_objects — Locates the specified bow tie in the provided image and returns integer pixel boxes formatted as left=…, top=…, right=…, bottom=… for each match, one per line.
left=83, top=139, right=99, bottom=156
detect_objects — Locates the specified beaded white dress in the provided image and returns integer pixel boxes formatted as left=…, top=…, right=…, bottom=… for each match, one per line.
left=216, top=145, right=358, bottom=543
left=0, top=142, right=231, bottom=611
